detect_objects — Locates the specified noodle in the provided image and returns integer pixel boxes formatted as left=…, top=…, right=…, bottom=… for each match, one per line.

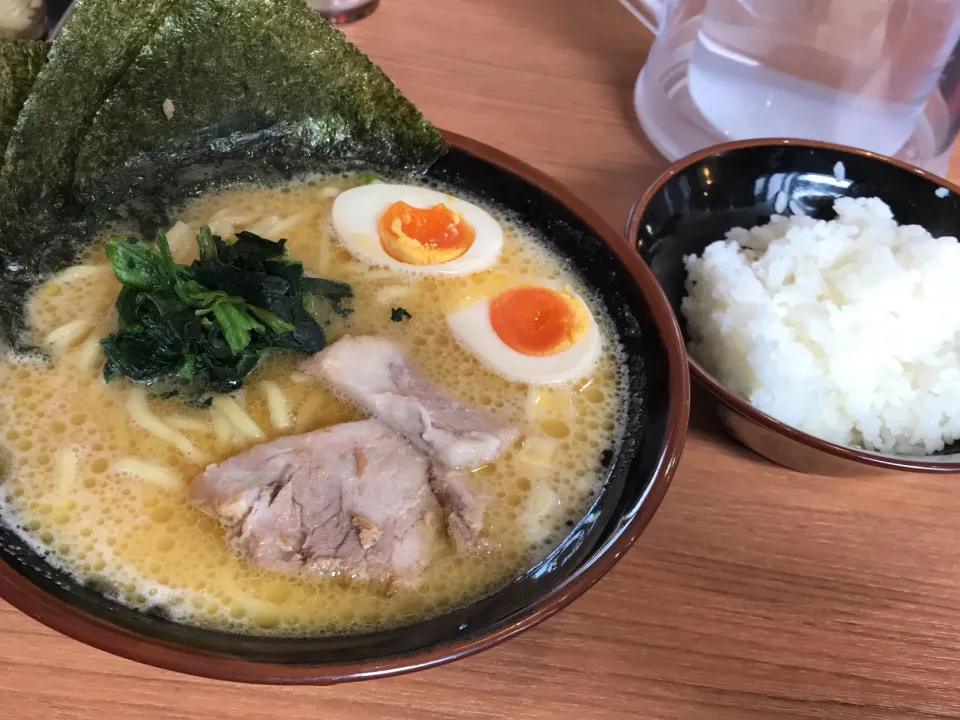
left=525, top=386, right=575, bottom=423
left=126, top=388, right=209, bottom=464
left=45, top=319, right=92, bottom=354
left=165, top=221, right=197, bottom=264
left=73, top=336, right=104, bottom=371
left=206, top=207, right=258, bottom=238
left=51, top=264, right=112, bottom=284
left=265, top=212, right=310, bottom=236
left=375, top=285, right=412, bottom=306
left=516, top=436, right=557, bottom=471
left=260, top=381, right=293, bottom=430
left=112, top=457, right=182, bottom=490
left=209, top=405, right=235, bottom=449
left=245, top=215, right=281, bottom=237
left=211, top=395, right=264, bottom=441
left=53, top=446, right=78, bottom=497
left=295, top=394, right=324, bottom=431
left=167, top=416, right=213, bottom=433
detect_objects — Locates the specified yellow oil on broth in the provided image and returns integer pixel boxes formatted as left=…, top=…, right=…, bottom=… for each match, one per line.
left=0, top=177, right=625, bottom=634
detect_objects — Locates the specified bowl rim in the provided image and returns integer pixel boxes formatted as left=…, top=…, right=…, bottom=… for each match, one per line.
left=625, top=136, right=960, bottom=474
left=0, top=129, right=691, bottom=683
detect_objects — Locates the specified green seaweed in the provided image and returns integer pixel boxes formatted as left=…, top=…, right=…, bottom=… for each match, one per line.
left=72, top=0, right=446, bottom=201
left=0, top=40, right=48, bottom=161
left=1, top=0, right=179, bottom=202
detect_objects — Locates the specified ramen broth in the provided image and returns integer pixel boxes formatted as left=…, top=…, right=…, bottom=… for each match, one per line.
left=0, top=177, right=627, bottom=634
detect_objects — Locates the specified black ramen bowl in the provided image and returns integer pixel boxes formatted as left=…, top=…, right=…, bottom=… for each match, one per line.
left=0, top=132, right=690, bottom=683
left=627, top=138, right=960, bottom=476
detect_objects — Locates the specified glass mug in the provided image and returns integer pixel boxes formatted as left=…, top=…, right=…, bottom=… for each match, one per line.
left=618, top=0, right=960, bottom=174
left=305, top=0, right=380, bottom=23
left=50, top=0, right=379, bottom=36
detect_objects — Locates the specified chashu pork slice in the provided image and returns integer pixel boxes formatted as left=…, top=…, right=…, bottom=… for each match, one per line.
left=301, top=335, right=517, bottom=470
left=190, top=419, right=440, bottom=586
left=301, top=335, right=519, bottom=549
left=429, top=466, right=487, bottom=552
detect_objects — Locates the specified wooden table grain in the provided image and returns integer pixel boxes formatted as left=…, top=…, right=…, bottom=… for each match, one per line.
left=5, top=2, right=960, bottom=718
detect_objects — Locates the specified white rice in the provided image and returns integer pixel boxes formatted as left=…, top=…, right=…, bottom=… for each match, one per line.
left=681, top=197, right=960, bottom=455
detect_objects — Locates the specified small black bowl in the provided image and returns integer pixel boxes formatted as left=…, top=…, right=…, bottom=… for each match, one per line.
left=627, top=138, right=960, bottom=475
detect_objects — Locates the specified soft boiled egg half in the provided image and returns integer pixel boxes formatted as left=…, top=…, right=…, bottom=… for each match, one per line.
left=447, top=283, right=602, bottom=385
left=330, top=183, right=504, bottom=276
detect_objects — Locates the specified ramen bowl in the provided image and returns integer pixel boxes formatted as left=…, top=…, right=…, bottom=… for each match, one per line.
left=0, top=132, right=690, bottom=683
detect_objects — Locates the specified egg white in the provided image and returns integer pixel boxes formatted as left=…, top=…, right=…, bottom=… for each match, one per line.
left=446, top=290, right=602, bottom=385
left=330, top=183, right=504, bottom=276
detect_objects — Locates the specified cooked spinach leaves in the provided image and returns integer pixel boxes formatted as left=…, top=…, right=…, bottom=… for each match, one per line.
left=101, top=227, right=352, bottom=403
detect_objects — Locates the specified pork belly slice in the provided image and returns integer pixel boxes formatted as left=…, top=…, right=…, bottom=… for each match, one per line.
left=190, top=419, right=440, bottom=585
left=301, top=335, right=518, bottom=470
left=429, top=467, right=486, bottom=552
left=301, top=335, right=518, bottom=548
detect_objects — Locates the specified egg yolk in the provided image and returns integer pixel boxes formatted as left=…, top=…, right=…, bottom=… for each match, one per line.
left=488, top=286, right=589, bottom=356
left=378, top=201, right=475, bottom=265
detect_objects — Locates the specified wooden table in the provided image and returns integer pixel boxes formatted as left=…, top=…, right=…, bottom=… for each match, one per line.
left=5, top=1, right=960, bottom=718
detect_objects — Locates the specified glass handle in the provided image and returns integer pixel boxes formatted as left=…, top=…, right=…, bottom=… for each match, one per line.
left=617, top=0, right=668, bottom=35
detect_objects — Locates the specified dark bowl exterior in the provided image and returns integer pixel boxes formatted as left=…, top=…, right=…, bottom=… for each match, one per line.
left=0, top=131, right=690, bottom=683
left=628, top=138, right=960, bottom=475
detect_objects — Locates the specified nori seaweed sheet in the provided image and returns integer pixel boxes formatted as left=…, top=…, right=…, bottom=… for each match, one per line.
left=73, top=0, right=445, bottom=203
left=0, top=40, right=48, bottom=161
left=1, top=0, right=179, bottom=202
left=0, top=0, right=447, bottom=350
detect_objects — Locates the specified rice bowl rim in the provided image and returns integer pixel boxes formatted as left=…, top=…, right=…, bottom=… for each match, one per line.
left=626, top=137, right=960, bottom=473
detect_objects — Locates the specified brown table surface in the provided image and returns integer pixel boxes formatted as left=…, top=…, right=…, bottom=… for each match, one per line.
left=5, top=2, right=960, bottom=719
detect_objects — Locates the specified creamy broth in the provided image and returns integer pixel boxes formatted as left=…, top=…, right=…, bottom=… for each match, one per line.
left=0, top=176, right=626, bottom=634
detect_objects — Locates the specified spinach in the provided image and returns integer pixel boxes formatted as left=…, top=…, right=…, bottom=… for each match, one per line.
left=390, top=307, right=412, bottom=322
left=100, top=226, right=352, bottom=404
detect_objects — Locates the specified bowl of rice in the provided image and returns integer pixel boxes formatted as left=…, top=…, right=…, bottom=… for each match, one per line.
left=628, top=138, right=960, bottom=475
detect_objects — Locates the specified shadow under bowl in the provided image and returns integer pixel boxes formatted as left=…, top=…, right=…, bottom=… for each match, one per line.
left=0, top=131, right=690, bottom=683
left=627, top=138, right=960, bottom=476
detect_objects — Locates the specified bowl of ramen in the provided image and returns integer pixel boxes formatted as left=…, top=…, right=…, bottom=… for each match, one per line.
left=0, top=0, right=688, bottom=683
